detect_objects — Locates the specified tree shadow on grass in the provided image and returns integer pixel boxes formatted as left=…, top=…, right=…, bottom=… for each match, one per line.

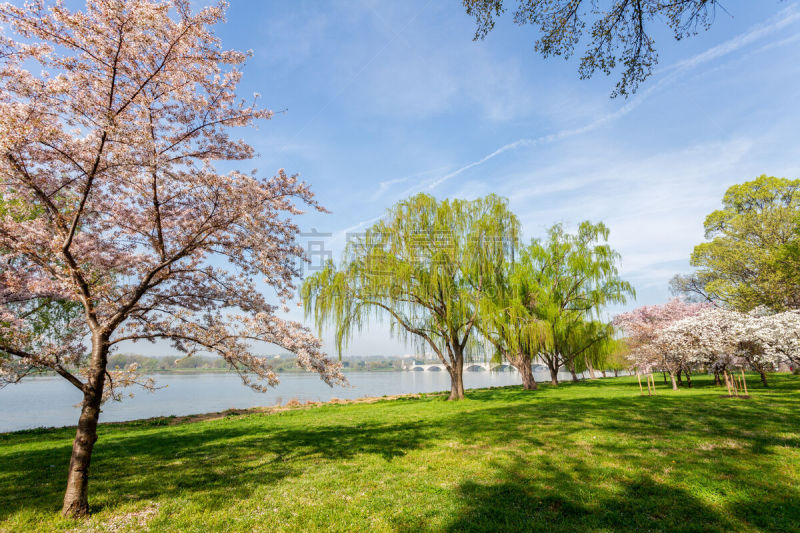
left=2, top=374, right=799, bottom=525
left=440, top=458, right=735, bottom=533
left=437, top=451, right=800, bottom=533
left=0, top=417, right=439, bottom=519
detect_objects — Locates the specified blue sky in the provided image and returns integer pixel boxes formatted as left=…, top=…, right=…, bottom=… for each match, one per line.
left=185, top=1, right=800, bottom=357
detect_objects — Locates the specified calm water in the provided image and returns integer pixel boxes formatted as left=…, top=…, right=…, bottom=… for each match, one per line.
left=0, top=369, right=579, bottom=433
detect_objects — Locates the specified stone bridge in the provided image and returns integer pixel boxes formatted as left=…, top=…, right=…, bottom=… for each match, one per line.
left=404, top=362, right=517, bottom=372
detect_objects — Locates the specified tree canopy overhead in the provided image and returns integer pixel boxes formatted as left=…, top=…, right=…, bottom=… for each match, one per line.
left=302, top=193, right=520, bottom=400
left=462, top=0, right=726, bottom=97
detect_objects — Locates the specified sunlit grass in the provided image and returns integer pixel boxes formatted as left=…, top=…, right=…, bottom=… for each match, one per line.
left=1, top=373, right=799, bottom=532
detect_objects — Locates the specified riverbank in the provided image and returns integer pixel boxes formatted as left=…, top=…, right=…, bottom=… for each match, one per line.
left=0, top=371, right=529, bottom=433
left=2, top=374, right=799, bottom=532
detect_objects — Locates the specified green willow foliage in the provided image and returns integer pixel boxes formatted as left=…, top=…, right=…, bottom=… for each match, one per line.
left=495, top=221, right=633, bottom=385
left=302, top=193, right=519, bottom=400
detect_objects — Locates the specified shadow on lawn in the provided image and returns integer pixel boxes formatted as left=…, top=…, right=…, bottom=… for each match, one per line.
left=0, top=418, right=438, bottom=518
left=442, top=459, right=727, bottom=533
left=440, top=453, right=800, bottom=533
left=2, top=374, right=798, bottom=525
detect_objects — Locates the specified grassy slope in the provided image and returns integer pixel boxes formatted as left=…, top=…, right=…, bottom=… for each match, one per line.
left=1, top=374, right=799, bottom=532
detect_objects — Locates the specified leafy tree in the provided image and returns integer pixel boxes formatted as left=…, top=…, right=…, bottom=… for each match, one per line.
left=602, top=337, right=631, bottom=377
left=0, top=1, right=343, bottom=516
left=477, top=261, right=550, bottom=390
left=302, top=193, right=519, bottom=400
left=462, top=0, right=726, bottom=97
left=517, top=221, right=633, bottom=385
left=573, top=322, right=618, bottom=379
left=680, top=175, right=800, bottom=312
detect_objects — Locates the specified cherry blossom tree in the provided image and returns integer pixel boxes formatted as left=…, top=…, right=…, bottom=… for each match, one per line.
left=729, top=308, right=794, bottom=386
left=653, top=308, right=739, bottom=389
left=622, top=304, right=794, bottom=391
left=613, top=299, right=710, bottom=389
left=0, top=0, right=344, bottom=517
left=752, top=310, right=800, bottom=370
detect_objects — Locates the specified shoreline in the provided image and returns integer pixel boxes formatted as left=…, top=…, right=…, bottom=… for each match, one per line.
left=1, top=389, right=453, bottom=436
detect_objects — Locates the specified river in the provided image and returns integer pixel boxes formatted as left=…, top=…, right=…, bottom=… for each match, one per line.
left=0, top=368, right=585, bottom=433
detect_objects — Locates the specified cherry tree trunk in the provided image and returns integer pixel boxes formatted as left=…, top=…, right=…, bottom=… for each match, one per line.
left=62, top=391, right=102, bottom=517
left=685, top=370, right=692, bottom=388
left=613, top=369, right=619, bottom=377
left=714, top=372, right=721, bottom=386
left=669, top=371, right=678, bottom=391
left=759, top=370, right=768, bottom=387
left=62, top=335, right=109, bottom=517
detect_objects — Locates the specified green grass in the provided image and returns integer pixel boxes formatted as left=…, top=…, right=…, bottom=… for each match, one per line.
left=2, top=374, right=799, bottom=532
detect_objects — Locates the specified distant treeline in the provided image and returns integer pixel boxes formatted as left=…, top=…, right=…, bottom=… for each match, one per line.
left=107, top=354, right=406, bottom=373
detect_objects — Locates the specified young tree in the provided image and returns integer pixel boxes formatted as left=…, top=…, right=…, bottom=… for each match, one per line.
left=653, top=308, right=736, bottom=388
left=462, top=0, right=726, bottom=97
left=522, top=221, right=633, bottom=385
left=681, top=175, right=800, bottom=312
left=613, top=299, right=710, bottom=389
left=0, top=0, right=343, bottom=517
left=302, top=193, right=519, bottom=400
left=655, top=307, right=789, bottom=388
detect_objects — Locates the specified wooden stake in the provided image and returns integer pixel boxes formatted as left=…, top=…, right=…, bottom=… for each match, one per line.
left=740, top=369, right=748, bottom=395
left=724, top=370, right=732, bottom=397
left=649, top=374, right=657, bottom=395
left=637, top=372, right=644, bottom=395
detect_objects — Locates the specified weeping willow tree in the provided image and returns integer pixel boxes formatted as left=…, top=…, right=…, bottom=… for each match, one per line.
left=302, top=193, right=519, bottom=400
left=603, top=337, right=632, bottom=377
left=521, top=221, right=634, bottom=386
left=571, top=322, right=619, bottom=379
left=478, top=259, right=551, bottom=390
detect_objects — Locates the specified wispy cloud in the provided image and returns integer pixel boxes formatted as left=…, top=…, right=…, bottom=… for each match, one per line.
left=415, top=4, right=800, bottom=193
left=333, top=3, right=800, bottom=256
left=369, top=165, right=452, bottom=201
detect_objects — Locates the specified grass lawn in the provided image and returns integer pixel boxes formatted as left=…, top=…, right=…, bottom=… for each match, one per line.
left=1, top=373, right=799, bottom=532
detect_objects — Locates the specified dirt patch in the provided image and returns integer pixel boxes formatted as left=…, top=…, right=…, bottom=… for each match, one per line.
left=68, top=504, right=159, bottom=533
